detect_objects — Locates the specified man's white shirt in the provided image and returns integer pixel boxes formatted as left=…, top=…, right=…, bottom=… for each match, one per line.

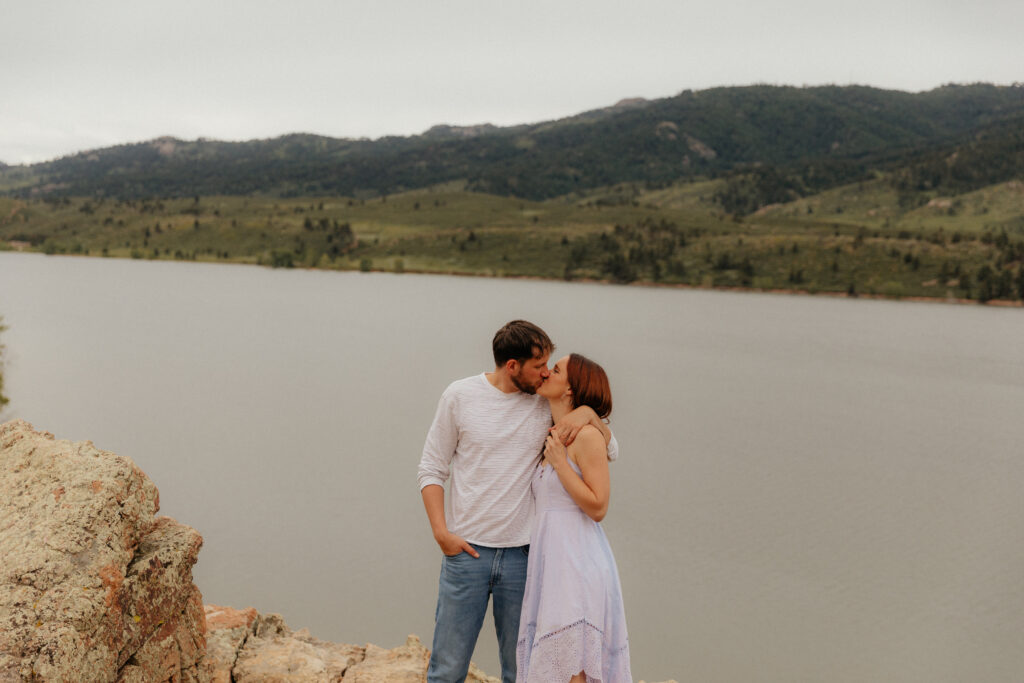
left=418, top=373, right=618, bottom=547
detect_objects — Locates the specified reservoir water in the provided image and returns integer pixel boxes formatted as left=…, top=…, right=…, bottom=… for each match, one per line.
left=1, top=251, right=1022, bottom=682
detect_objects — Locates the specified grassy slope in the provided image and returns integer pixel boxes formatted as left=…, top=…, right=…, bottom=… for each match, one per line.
left=1, top=179, right=1022, bottom=302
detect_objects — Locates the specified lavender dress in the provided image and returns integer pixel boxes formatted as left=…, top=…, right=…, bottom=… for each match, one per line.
left=515, top=460, right=631, bottom=683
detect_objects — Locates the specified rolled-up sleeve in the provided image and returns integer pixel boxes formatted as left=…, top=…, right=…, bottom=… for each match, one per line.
left=417, top=388, right=458, bottom=490
left=607, top=432, right=620, bottom=461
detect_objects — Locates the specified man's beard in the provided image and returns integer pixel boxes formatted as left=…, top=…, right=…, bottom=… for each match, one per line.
left=510, top=372, right=539, bottom=394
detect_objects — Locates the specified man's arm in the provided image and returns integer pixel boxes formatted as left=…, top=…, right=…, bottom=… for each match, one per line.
left=421, top=485, right=479, bottom=557
left=417, top=388, right=480, bottom=558
left=551, top=405, right=611, bottom=446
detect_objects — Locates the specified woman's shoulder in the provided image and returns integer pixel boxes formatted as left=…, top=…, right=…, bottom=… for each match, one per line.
left=571, top=424, right=606, bottom=454
left=568, top=426, right=610, bottom=473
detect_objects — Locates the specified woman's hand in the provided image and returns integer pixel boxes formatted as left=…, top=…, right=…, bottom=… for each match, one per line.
left=544, top=433, right=570, bottom=471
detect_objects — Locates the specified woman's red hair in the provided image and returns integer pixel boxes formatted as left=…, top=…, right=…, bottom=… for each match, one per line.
left=567, top=353, right=612, bottom=419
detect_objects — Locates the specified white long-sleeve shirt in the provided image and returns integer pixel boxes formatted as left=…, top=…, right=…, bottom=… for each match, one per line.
left=418, top=373, right=618, bottom=547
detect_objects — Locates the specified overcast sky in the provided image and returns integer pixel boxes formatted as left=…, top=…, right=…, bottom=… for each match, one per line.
left=1, top=0, right=1021, bottom=164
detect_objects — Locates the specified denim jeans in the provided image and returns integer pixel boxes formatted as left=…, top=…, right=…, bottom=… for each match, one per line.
left=427, top=543, right=529, bottom=683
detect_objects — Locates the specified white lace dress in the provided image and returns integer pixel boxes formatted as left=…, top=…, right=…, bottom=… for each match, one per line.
left=515, top=461, right=631, bottom=682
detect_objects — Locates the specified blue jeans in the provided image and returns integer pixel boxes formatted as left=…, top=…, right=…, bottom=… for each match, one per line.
left=427, top=543, right=529, bottom=683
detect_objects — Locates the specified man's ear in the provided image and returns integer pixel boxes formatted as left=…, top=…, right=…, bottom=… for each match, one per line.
left=505, top=358, right=520, bottom=374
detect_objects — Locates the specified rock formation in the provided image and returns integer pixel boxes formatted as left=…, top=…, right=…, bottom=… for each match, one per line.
left=0, top=420, right=497, bottom=683
left=203, top=605, right=681, bottom=682
left=204, top=605, right=498, bottom=682
left=0, top=419, right=204, bottom=682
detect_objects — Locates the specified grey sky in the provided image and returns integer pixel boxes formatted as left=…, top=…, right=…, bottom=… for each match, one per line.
left=1, top=0, right=1021, bottom=164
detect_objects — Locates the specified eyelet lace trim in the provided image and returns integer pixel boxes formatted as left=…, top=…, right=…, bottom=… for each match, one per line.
left=517, top=619, right=631, bottom=683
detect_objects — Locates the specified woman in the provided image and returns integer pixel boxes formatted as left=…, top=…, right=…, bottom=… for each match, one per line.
left=516, top=353, right=631, bottom=683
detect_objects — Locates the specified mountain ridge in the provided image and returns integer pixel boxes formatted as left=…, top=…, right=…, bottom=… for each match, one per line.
left=3, top=83, right=1023, bottom=202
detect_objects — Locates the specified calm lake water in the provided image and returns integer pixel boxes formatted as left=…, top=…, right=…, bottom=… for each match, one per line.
left=1, top=251, right=1023, bottom=682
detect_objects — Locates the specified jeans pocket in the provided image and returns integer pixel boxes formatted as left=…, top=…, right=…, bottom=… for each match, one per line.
left=444, top=542, right=476, bottom=559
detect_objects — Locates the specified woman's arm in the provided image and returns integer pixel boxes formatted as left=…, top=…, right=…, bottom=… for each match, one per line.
left=543, top=426, right=610, bottom=522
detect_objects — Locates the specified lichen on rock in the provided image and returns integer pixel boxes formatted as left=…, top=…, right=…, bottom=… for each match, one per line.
left=0, top=419, right=204, bottom=682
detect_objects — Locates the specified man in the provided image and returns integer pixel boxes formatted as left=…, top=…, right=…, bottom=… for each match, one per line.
left=418, top=320, right=616, bottom=683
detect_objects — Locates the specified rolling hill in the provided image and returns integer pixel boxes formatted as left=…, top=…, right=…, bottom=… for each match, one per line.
left=3, top=83, right=1023, bottom=202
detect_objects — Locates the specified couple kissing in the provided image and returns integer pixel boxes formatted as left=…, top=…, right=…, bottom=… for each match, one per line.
left=418, top=320, right=631, bottom=683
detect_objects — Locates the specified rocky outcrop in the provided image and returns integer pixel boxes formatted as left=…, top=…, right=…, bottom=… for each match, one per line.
left=0, top=419, right=204, bottom=682
left=203, top=606, right=681, bottom=683
left=204, top=605, right=498, bottom=683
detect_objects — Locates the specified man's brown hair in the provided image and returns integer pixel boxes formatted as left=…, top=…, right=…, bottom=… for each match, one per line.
left=492, top=320, right=554, bottom=366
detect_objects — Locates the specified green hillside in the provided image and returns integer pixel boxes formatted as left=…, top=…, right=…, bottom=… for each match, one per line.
left=714, top=110, right=1024, bottom=213
left=2, top=177, right=1021, bottom=303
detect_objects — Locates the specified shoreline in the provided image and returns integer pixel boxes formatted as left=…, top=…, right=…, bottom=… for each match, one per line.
left=4, top=247, right=1021, bottom=308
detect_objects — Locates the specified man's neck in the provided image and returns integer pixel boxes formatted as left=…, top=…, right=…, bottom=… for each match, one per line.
left=485, top=369, right=520, bottom=394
